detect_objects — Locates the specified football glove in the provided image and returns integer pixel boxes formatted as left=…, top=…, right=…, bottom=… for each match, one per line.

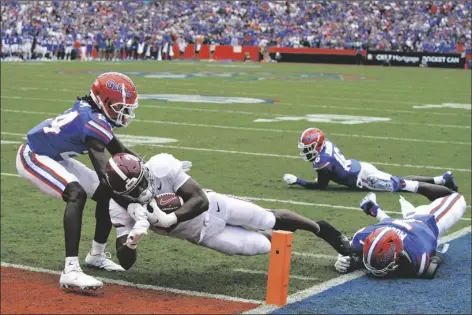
left=283, top=174, right=298, bottom=185
left=360, top=193, right=380, bottom=217
left=124, top=219, right=149, bottom=249
left=181, top=161, right=192, bottom=173
left=146, top=199, right=178, bottom=228
left=334, top=254, right=351, bottom=273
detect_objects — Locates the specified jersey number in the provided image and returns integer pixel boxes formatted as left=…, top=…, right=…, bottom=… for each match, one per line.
left=43, top=111, right=79, bottom=134
left=333, top=147, right=351, bottom=171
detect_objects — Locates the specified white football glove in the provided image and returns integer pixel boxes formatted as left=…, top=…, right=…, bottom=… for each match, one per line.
left=124, top=219, right=149, bottom=249
left=181, top=161, right=192, bottom=173
left=334, top=254, right=351, bottom=273
left=146, top=199, right=178, bottom=228
left=283, top=174, right=298, bottom=185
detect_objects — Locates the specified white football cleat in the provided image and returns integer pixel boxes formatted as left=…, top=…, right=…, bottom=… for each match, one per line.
left=84, top=252, right=125, bottom=271
left=60, top=264, right=103, bottom=290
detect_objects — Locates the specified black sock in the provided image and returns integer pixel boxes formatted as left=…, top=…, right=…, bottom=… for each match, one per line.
left=315, top=221, right=351, bottom=256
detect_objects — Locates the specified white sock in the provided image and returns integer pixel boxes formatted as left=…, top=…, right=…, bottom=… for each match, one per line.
left=403, top=180, right=419, bottom=193
left=433, top=176, right=445, bottom=185
left=375, top=208, right=390, bottom=221
left=91, top=240, right=106, bottom=255
left=65, top=256, right=79, bottom=268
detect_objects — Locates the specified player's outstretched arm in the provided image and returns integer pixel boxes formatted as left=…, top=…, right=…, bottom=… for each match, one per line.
left=283, top=170, right=330, bottom=189
left=106, top=136, right=143, bottom=160
left=116, top=234, right=137, bottom=270
left=174, top=178, right=209, bottom=222
left=147, top=178, right=210, bottom=229
left=86, top=136, right=110, bottom=184
left=335, top=254, right=364, bottom=274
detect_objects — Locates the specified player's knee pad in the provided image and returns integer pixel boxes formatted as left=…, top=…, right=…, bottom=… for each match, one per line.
left=62, top=182, right=87, bottom=204
left=240, top=233, right=271, bottom=256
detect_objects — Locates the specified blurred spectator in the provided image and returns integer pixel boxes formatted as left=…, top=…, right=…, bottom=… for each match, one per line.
left=1, top=1, right=471, bottom=61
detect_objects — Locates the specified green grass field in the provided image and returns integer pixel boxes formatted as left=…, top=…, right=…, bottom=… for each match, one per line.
left=1, top=61, right=470, bottom=301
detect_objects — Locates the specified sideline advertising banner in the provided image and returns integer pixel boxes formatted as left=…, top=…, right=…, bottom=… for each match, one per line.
left=365, top=50, right=465, bottom=69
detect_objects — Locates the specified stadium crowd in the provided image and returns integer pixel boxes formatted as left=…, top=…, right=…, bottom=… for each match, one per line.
left=1, top=0, right=471, bottom=61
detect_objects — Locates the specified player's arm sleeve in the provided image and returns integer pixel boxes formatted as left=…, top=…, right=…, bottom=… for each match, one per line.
left=83, top=118, right=114, bottom=145
left=346, top=230, right=368, bottom=271
left=110, top=198, right=134, bottom=238
left=294, top=169, right=331, bottom=190
left=110, top=199, right=137, bottom=270
left=415, top=252, right=431, bottom=277
left=351, top=228, right=366, bottom=255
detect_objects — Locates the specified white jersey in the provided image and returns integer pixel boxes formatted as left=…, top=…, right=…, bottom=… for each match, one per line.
left=109, top=153, right=276, bottom=256
left=110, top=153, right=206, bottom=242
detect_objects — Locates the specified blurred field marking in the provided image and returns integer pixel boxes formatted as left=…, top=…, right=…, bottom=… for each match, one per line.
left=140, top=104, right=469, bottom=129
left=0, top=262, right=264, bottom=304
left=292, top=253, right=337, bottom=260
left=2, top=131, right=471, bottom=173
left=1, top=94, right=470, bottom=119
left=1, top=172, right=471, bottom=213
left=233, top=269, right=318, bottom=281
left=1, top=107, right=470, bottom=146
left=1, top=140, right=22, bottom=145
left=3, top=74, right=470, bottom=97
left=243, top=225, right=472, bottom=314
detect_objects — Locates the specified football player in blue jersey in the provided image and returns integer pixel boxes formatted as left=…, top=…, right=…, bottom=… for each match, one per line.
left=334, top=182, right=467, bottom=278
left=283, top=127, right=458, bottom=193
left=16, top=72, right=141, bottom=290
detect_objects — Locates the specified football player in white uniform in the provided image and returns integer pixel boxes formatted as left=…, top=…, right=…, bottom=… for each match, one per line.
left=105, top=153, right=351, bottom=270
left=283, top=128, right=458, bottom=193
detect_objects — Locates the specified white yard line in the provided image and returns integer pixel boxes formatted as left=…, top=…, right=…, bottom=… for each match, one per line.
left=232, top=269, right=319, bottom=281
left=243, top=225, right=472, bottom=314
left=292, top=252, right=337, bottom=260
left=0, top=262, right=263, bottom=304
left=1, top=107, right=470, bottom=146
left=139, top=104, right=470, bottom=129
left=2, top=131, right=471, bottom=172
left=2, top=172, right=471, bottom=214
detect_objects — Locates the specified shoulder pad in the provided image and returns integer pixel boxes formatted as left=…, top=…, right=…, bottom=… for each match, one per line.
left=146, top=154, right=182, bottom=178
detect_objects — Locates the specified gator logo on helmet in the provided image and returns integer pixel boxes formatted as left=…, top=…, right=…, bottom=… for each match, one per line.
left=106, top=79, right=132, bottom=98
left=376, top=244, right=397, bottom=268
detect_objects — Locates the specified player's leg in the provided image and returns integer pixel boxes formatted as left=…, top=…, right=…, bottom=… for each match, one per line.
left=200, top=225, right=271, bottom=256
left=60, top=158, right=124, bottom=271
left=403, top=171, right=458, bottom=192
left=359, top=162, right=396, bottom=191
left=215, top=193, right=350, bottom=255
left=359, top=162, right=458, bottom=193
left=15, top=144, right=102, bottom=289
left=414, top=192, right=466, bottom=236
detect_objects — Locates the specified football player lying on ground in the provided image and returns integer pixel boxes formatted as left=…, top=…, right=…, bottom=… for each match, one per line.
left=283, top=127, right=458, bottom=193
left=16, top=72, right=142, bottom=290
left=104, top=153, right=351, bottom=270
left=334, top=181, right=467, bottom=278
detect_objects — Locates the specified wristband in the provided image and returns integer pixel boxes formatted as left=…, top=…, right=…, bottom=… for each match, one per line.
left=296, top=178, right=307, bottom=186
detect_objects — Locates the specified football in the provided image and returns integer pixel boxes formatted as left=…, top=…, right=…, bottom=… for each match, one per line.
left=154, top=193, right=184, bottom=213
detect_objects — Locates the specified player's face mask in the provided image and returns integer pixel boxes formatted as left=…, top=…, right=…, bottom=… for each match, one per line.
left=126, top=167, right=154, bottom=204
